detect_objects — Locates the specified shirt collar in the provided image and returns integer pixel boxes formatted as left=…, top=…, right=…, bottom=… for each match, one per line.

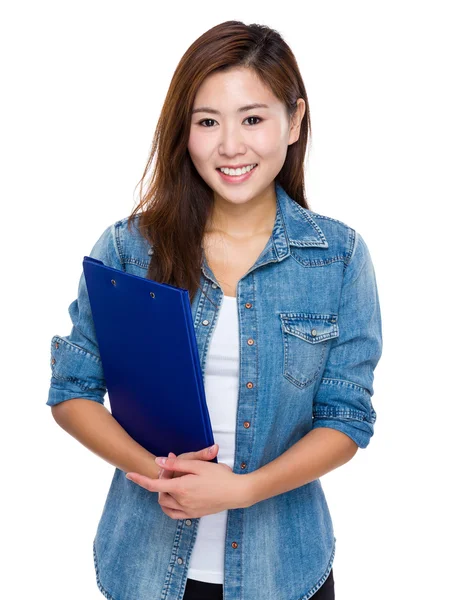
left=272, top=180, right=328, bottom=259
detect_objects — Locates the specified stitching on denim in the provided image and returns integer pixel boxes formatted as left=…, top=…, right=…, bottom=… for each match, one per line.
left=282, top=329, right=327, bottom=390
left=320, top=376, right=371, bottom=395
left=52, top=335, right=102, bottom=362
left=161, top=518, right=190, bottom=599
left=344, top=227, right=357, bottom=270
left=313, top=407, right=369, bottom=422
left=290, top=253, right=348, bottom=268
left=176, top=519, right=201, bottom=600
left=93, top=540, right=117, bottom=600
left=113, top=221, right=126, bottom=271
left=49, top=375, right=103, bottom=395
left=291, top=201, right=328, bottom=246
left=281, top=319, right=338, bottom=343
left=300, top=538, right=336, bottom=600
left=249, top=273, right=258, bottom=465
left=308, top=211, right=351, bottom=229
left=122, top=256, right=151, bottom=269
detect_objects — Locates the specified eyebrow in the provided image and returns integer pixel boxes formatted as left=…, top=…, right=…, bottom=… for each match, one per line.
left=191, top=103, right=270, bottom=115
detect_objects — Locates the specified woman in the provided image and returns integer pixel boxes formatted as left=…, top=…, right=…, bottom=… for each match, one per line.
left=47, top=21, right=382, bottom=600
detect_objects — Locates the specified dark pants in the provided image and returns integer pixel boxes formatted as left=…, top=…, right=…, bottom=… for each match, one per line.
left=182, top=568, right=334, bottom=599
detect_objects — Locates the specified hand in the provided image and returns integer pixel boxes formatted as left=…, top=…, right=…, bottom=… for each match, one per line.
left=157, top=445, right=219, bottom=518
left=126, top=449, right=248, bottom=519
left=157, top=444, right=219, bottom=480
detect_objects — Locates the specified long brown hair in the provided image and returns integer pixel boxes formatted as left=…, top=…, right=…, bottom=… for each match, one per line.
left=128, top=20, right=312, bottom=303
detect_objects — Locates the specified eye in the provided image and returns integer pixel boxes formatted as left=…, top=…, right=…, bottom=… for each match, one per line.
left=197, top=116, right=263, bottom=127
left=244, top=116, right=262, bottom=126
left=198, top=118, right=217, bottom=128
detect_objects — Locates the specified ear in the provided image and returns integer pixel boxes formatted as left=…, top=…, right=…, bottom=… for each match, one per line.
left=288, top=98, right=306, bottom=146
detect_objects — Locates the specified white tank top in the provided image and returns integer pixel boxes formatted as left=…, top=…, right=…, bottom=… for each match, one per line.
left=186, top=294, right=239, bottom=584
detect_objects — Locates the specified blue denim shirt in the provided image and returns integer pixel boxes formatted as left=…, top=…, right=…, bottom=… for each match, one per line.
left=47, top=181, right=383, bottom=600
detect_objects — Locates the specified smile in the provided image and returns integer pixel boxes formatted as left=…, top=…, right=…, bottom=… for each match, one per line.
left=216, top=164, right=258, bottom=183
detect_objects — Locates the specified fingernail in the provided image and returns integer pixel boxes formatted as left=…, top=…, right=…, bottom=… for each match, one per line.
left=209, top=445, right=215, bottom=453
left=155, top=457, right=166, bottom=465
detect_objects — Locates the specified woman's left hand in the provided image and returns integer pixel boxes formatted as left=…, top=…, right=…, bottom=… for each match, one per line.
left=126, top=454, right=249, bottom=519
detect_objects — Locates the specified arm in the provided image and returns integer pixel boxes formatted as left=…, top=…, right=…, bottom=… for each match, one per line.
left=243, top=230, right=382, bottom=509
left=242, top=428, right=358, bottom=507
left=48, top=223, right=159, bottom=481
left=52, top=399, right=161, bottom=480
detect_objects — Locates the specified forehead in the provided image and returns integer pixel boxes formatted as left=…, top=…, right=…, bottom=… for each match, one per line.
left=193, top=66, right=280, bottom=108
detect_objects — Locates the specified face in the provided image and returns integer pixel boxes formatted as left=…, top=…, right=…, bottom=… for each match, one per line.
left=187, top=66, right=305, bottom=207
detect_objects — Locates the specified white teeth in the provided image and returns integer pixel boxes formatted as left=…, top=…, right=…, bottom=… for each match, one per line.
left=219, top=164, right=257, bottom=176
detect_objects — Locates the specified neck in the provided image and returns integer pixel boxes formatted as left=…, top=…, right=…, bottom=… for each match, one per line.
left=206, top=184, right=277, bottom=240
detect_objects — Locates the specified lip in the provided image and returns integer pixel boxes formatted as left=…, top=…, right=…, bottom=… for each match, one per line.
left=216, top=164, right=258, bottom=184
left=217, top=163, right=257, bottom=169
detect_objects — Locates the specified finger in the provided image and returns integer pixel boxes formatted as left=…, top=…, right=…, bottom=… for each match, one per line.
left=199, top=444, right=218, bottom=458
left=130, top=472, right=180, bottom=493
left=161, top=452, right=175, bottom=480
left=126, top=472, right=156, bottom=492
left=158, top=489, right=185, bottom=511
left=196, top=444, right=218, bottom=459
left=179, top=444, right=218, bottom=461
left=159, top=452, right=176, bottom=508
left=154, top=455, right=203, bottom=475
left=161, top=506, right=189, bottom=520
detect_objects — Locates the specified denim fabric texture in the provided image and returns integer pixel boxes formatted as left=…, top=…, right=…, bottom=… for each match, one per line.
left=47, top=181, right=382, bottom=600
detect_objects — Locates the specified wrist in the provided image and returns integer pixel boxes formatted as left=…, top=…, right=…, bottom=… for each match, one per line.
left=237, top=472, right=257, bottom=509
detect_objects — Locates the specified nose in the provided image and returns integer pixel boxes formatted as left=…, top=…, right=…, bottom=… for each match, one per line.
left=218, top=123, right=246, bottom=157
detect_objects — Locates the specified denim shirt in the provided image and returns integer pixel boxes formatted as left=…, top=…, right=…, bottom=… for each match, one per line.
left=47, top=181, right=383, bottom=600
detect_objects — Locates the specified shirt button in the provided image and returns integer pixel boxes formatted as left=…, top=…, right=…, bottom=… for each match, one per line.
left=246, top=382, right=254, bottom=389
left=247, top=338, right=254, bottom=345
left=202, top=319, right=209, bottom=326
left=245, top=302, right=252, bottom=309
left=212, top=283, right=217, bottom=289
left=311, top=328, right=317, bottom=336
left=240, top=462, right=247, bottom=470
left=177, top=557, right=184, bottom=565
left=54, top=342, right=59, bottom=349
left=185, top=519, right=192, bottom=526
left=232, top=542, right=238, bottom=549
left=51, top=358, right=56, bottom=365
left=243, top=421, right=250, bottom=428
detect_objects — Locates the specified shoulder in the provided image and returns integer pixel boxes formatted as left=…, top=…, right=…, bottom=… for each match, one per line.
left=111, top=214, right=153, bottom=270
left=299, top=206, right=361, bottom=266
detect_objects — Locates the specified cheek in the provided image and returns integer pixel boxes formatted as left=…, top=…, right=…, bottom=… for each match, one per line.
left=188, top=131, right=211, bottom=165
left=253, top=124, right=287, bottom=159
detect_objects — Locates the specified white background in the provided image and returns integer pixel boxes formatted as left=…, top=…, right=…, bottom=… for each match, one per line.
left=2, top=1, right=451, bottom=598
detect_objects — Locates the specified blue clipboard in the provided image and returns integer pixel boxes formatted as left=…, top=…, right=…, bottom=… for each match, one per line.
left=83, top=256, right=218, bottom=463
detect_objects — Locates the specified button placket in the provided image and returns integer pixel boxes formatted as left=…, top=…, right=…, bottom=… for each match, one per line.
left=235, top=290, right=257, bottom=484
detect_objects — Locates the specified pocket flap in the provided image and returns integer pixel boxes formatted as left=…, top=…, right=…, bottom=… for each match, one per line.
left=280, top=313, right=339, bottom=343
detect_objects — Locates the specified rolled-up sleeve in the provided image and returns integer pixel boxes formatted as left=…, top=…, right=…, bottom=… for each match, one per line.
left=46, top=222, right=124, bottom=407
left=312, top=230, right=383, bottom=449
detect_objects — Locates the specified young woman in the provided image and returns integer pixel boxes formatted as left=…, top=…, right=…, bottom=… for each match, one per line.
left=47, top=21, right=382, bottom=600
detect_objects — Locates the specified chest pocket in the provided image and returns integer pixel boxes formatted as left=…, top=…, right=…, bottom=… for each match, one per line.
left=280, top=312, right=339, bottom=390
